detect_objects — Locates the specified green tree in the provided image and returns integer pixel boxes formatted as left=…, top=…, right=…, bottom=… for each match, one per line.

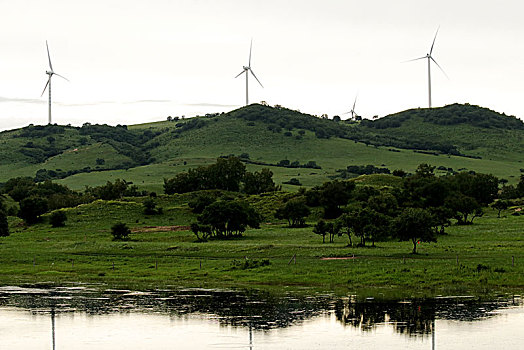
left=18, top=196, right=48, bottom=224
left=111, top=222, right=131, bottom=241
left=0, top=201, right=9, bottom=237
left=243, top=168, right=277, bottom=195
left=313, top=220, right=329, bottom=243
left=198, top=200, right=261, bottom=238
left=451, top=172, right=499, bottom=206
left=143, top=198, right=162, bottom=215
left=491, top=200, right=509, bottom=218
left=188, top=193, right=217, bottom=214
left=445, top=193, right=483, bottom=225
left=207, top=157, right=246, bottom=192
left=49, top=210, right=67, bottom=227
left=517, top=174, right=524, bottom=197
left=394, top=207, right=436, bottom=254
left=318, top=180, right=355, bottom=218
left=336, top=213, right=354, bottom=246
left=275, top=198, right=310, bottom=227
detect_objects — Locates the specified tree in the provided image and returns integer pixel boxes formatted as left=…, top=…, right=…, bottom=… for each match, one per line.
left=275, top=198, right=310, bottom=227
left=491, top=200, right=509, bottom=218
left=336, top=213, right=354, bottom=246
left=394, top=207, right=436, bottom=254
left=517, top=174, right=524, bottom=197
left=313, top=220, right=329, bottom=243
left=451, top=172, right=499, bottom=206
left=318, top=180, right=355, bottom=219
left=0, top=201, right=9, bottom=237
left=111, top=222, right=131, bottom=241
left=198, top=200, right=261, bottom=238
left=190, top=223, right=212, bottom=242
left=445, top=193, right=483, bottom=225
left=207, top=157, right=246, bottom=192
left=243, top=168, right=277, bottom=195
left=49, top=210, right=67, bottom=227
left=143, top=198, right=162, bottom=215
left=18, top=196, right=48, bottom=224
left=188, top=193, right=217, bottom=214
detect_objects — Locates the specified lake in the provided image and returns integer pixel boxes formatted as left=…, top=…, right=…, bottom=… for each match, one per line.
left=0, top=285, right=522, bottom=349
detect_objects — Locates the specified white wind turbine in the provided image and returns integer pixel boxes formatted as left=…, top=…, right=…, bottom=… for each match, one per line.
left=235, top=40, right=263, bottom=105
left=343, top=94, right=359, bottom=120
left=41, top=41, right=69, bottom=124
left=406, top=27, right=447, bottom=108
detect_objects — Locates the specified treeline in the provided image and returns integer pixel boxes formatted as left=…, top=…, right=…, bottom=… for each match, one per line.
left=0, top=177, right=146, bottom=227
left=229, top=153, right=321, bottom=170
left=13, top=123, right=167, bottom=166
left=362, top=104, right=524, bottom=130
left=276, top=164, right=517, bottom=253
left=164, top=157, right=279, bottom=195
left=335, top=164, right=391, bottom=179
left=230, top=104, right=349, bottom=139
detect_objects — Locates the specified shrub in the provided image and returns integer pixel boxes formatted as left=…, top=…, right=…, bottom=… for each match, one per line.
left=49, top=210, right=67, bottom=227
left=111, top=222, right=131, bottom=241
left=18, top=196, right=49, bottom=224
left=143, top=198, right=162, bottom=215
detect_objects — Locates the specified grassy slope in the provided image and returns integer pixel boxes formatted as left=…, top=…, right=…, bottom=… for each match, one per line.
left=0, top=195, right=522, bottom=297
left=1, top=104, right=522, bottom=190
left=364, top=115, right=524, bottom=162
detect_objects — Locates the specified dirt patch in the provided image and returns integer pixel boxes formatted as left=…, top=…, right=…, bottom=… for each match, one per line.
left=131, top=225, right=191, bottom=233
left=320, top=256, right=358, bottom=260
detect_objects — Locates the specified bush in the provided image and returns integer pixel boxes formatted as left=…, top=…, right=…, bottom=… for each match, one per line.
left=49, top=210, right=67, bottom=227
left=143, top=198, right=162, bottom=215
left=111, top=222, right=131, bottom=241
left=18, top=196, right=49, bottom=224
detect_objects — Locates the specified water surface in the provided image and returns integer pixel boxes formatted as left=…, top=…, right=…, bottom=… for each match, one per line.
left=0, top=286, right=522, bottom=349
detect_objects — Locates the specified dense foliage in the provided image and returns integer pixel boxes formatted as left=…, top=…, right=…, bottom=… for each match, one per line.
left=164, top=157, right=278, bottom=195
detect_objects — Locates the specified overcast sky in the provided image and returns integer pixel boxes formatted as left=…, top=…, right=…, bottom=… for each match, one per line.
left=1, top=0, right=523, bottom=131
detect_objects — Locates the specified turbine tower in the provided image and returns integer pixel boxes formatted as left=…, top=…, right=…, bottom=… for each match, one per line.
left=235, top=40, right=263, bottom=105
left=41, top=41, right=69, bottom=124
left=407, top=27, right=447, bottom=108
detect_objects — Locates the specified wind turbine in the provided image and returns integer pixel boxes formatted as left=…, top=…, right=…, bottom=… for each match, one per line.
left=41, top=41, right=69, bottom=124
left=406, top=27, right=447, bottom=108
left=343, top=94, right=359, bottom=120
left=235, top=40, right=263, bottom=105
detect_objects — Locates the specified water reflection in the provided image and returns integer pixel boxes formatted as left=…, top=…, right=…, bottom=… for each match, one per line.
left=0, top=285, right=522, bottom=349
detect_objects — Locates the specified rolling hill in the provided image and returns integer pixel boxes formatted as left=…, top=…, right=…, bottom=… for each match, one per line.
left=0, top=103, right=522, bottom=192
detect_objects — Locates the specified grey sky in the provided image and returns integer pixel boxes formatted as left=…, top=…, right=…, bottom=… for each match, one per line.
left=1, top=0, right=523, bottom=131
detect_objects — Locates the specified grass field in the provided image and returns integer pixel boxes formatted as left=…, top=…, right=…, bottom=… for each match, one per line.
left=1, top=194, right=522, bottom=298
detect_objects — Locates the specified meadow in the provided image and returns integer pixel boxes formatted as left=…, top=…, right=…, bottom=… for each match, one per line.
left=1, top=193, right=522, bottom=298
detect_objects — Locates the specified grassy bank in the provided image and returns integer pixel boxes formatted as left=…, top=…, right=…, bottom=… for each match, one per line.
left=0, top=195, right=523, bottom=298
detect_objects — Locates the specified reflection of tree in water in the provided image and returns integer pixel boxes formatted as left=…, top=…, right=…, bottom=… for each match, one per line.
left=334, top=299, right=434, bottom=335
left=0, top=287, right=331, bottom=330
left=334, top=296, right=522, bottom=337
left=0, top=286, right=521, bottom=335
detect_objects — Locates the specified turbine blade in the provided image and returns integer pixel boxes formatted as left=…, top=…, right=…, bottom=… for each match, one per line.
left=430, top=26, right=440, bottom=55
left=430, top=56, right=449, bottom=79
left=54, top=73, right=70, bottom=82
left=403, top=56, right=427, bottom=63
left=352, top=95, right=358, bottom=111
left=46, top=40, right=53, bottom=71
left=248, top=39, right=252, bottom=67
left=235, top=70, right=246, bottom=78
left=41, top=77, right=51, bottom=97
left=249, top=68, right=263, bottom=88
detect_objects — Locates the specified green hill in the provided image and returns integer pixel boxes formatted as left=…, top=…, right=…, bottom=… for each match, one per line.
left=0, top=103, right=522, bottom=191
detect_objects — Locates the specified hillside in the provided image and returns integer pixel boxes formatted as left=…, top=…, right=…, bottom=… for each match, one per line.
left=0, top=103, right=522, bottom=191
